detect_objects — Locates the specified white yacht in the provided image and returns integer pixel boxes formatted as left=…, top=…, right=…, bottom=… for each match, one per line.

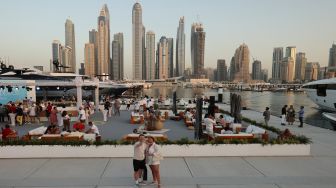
left=302, top=78, right=336, bottom=112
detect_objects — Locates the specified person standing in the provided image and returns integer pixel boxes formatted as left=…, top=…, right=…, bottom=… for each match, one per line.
left=204, top=114, right=216, bottom=138
left=50, top=106, right=58, bottom=125
left=0, top=104, right=6, bottom=122
left=263, top=107, right=271, bottom=126
left=146, top=136, right=162, bottom=186
left=78, top=107, right=86, bottom=123
left=126, top=98, right=131, bottom=111
left=133, top=134, right=147, bottom=185
left=62, top=111, right=70, bottom=131
left=103, top=101, right=110, bottom=122
left=16, top=103, right=24, bottom=126
left=29, top=103, right=36, bottom=124
left=114, top=98, right=121, bottom=116
left=298, top=106, right=304, bottom=128
left=281, top=105, right=288, bottom=126
left=287, top=105, right=295, bottom=125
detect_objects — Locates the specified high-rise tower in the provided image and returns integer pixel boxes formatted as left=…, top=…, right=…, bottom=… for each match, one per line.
left=132, top=2, right=143, bottom=80
left=51, top=40, right=63, bottom=72
left=84, top=43, right=95, bottom=78
left=157, top=36, right=169, bottom=79
left=89, top=29, right=98, bottom=75
left=272, top=47, right=283, bottom=80
left=328, top=44, right=336, bottom=67
left=167, top=38, right=174, bottom=77
left=176, top=17, right=185, bottom=76
left=65, top=19, right=76, bottom=73
left=295, top=52, right=307, bottom=81
left=97, top=4, right=110, bottom=80
left=111, top=33, right=124, bottom=80
left=286, top=46, right=296, bottom=81
left=216, top=59, right=227, bottom=81
left=233, top=44, right=250, bottom=83
left=252, top=60, right=262, bottom=80
left=146, top=31, right=156, bottom=80
left=191, top=23, right=206, bottom=78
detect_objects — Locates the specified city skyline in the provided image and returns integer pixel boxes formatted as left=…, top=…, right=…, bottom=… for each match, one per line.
left=1, top=0, right=336, bottom=78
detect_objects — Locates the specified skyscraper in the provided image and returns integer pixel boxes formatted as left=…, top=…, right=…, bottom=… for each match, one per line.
left=232, top=44, right=250, bottom=83
left=305, top=62, right=320, bottom=81
left=295, top=52, right=307, bottom=81
left=280, top=57, right=294, bottom=82
left=229, top=57, right=235, bottom=81
left=252, top=60, right=262, bottom=80
left=261, top=69, right=268, bottom=82
left=286, top=46, right=296, bottom=80
left=97, top=4, right=110, bottom=80
left=157, top=36, right=169, bottom=79
left=132, top=2, right=143, bottom=80
left=51, top=40, right=62, bottom=72
left=191, top=23, right=206, bottom=78
left=65, top=19, right=76, bottom=73
left=146, top=31, right=155, bottom=80
left=89, top=29, right=98, bottom=75
left=142, top=26, right=146, bottom=79
left=84, top=43, right=95, bottom=78
left=62, top=46, right=72, bottom=73
left=79, top=63, right=85, bottom=75
left=176, top=17, right=185, bottom=76
left=272, top=47, right=283, bottom=80
left=111, top=33, right=124, bottom=80
left=216, top=59, right=227, bottom=81
left=167, top=38, right=174, bottom=78
left=328, top=43, right=336, bottom=68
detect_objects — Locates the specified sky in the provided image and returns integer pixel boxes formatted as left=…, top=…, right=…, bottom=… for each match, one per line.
left=0, top=0, right=336, bottom=78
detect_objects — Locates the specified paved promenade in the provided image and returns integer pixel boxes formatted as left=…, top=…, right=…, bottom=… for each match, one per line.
left=1, top=104, right=336, bottom=187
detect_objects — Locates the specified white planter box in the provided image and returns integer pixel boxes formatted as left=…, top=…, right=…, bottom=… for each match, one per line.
left=0, top=144, right=310, bottom=158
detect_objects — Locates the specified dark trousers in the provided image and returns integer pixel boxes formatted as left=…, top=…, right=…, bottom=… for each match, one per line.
left=299, top=117, right=303, bottom=127
left=142, top=164, right=148, bottom=181
left=0, top=114, right=5, bottom=122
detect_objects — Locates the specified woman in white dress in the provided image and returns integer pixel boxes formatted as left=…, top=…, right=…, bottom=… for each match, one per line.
left=145, top=136, right=163, bottom=185
left=29, top=103, right=36, bottom=123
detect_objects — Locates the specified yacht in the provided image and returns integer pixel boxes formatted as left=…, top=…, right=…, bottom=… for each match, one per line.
left=302, top=78, right=336, bottom=112
left=0, top=64, right=133, bottom=100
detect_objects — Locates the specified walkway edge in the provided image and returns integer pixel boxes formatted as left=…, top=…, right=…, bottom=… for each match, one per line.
left=0, top=144, right=310, bottom=158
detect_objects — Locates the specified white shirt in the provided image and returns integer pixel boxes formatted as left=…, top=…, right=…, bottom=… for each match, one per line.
left=204, top=118, right=216, bottom=134
left=79, top=109, right=86, bottom=120
left=134, top=141, right=146, bottom=160
left=90, top=124, right=100, bottom=135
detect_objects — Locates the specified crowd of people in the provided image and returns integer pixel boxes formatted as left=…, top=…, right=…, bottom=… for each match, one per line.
left=279, top=105, right=305, bottom=127
left=0, top=98, right=43, bottom=126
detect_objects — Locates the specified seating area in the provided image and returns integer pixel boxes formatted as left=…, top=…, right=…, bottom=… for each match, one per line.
left=20, top=126, right=101, bottom=142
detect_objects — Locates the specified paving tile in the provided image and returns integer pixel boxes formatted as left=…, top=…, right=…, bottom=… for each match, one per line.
left=159, top=158, right=192, bottom=178
left=27, top=158, right=109, bottom=178
left=199, top=184, right=278, bottom=188
left=185, top=157, right=264, bottom=177
left=0, top=159, right=47, bottom=179
left=245, top=157, right=336, bottom=177
left=101, top=158, right=134, bottom=178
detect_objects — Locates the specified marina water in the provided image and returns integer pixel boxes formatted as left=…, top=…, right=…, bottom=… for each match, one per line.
left=143, top=87, right=335, bottom=130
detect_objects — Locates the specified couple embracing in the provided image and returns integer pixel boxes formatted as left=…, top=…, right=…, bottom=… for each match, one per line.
left=133, top=134, right=163, bottom=186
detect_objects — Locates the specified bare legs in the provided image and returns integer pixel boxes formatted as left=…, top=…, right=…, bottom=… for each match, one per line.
left=149, top=165, right=160, bottom=185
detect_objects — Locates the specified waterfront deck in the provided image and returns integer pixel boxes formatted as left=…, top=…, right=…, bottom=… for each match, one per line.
left=1, top=104, right=336, bottom=187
